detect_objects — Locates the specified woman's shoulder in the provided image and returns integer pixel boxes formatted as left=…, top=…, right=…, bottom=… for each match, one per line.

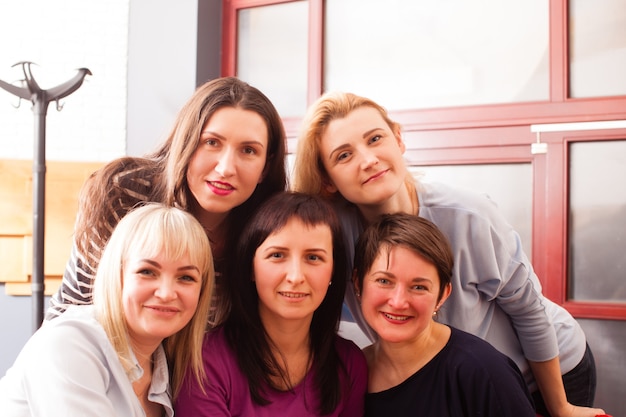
left=419, top=181, right=501, bottom=215
left=335, top=334, right=363, bottom=352
left=334, top=335, right=368, bottom=369
left=46, top=306, right=112, bottom=349
left=201, top=327, right=238, bottom=363
left=17, top=306, right=114, bottom=372
left=445, top=327, right=520, bottom=371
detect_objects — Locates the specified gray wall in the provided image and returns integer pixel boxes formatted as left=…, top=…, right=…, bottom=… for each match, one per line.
left=126, top=0, right=222, bottom=156
left=0, top=291, right=49, bottom=375
left=0, top=0, right=222, bottom=377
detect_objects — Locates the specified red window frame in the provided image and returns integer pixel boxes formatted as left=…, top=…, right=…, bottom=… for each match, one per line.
left=221, top=0, right=626, bottom=320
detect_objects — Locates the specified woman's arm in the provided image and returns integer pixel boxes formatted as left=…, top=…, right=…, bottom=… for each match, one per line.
left=529, top=359, right=606, bottom=417
left=45, top=243, right=96, bottom=320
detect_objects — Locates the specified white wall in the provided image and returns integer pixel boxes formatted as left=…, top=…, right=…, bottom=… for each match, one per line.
left=0, top=0, right=130, bottom=162
left=0, top=0, right=207, bottom=377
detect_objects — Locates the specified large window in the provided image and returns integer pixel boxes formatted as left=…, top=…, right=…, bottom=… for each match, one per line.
left=222, top=4, right=626, bottom=414
left=325, top=0, right=549, bottom=110
left=223, top=0, right=626, bottom=321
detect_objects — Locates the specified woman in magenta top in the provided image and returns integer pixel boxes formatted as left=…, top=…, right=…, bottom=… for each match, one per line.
left=175, top=192, right=367, bottom=417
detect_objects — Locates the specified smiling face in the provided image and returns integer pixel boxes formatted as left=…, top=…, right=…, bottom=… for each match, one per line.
left=186, top=106, right=268, bottom=222
left=122, top=250, right=202, bottom=348
left=319, top=106, right=408, bottom=208
left=360, top=245, right=451, bottom=344
left=253, top=217, right=334, bottom=328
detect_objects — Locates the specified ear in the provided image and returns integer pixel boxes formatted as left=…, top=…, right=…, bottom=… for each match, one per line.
left=436, top=283, right=452, bottom=308
left=394, top=128, right=406, bottom=154
left=322, top=175, right=338, bottom=194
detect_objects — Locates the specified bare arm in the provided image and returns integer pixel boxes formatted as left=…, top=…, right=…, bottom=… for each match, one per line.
left=529, top=358, right=606, bottom=417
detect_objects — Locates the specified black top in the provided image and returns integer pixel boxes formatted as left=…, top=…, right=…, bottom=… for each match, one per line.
left=365, top=327, right=535, bottom=417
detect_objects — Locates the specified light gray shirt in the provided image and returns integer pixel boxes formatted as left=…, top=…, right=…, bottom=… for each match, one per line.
left=0, top=305, right=173, bottom=417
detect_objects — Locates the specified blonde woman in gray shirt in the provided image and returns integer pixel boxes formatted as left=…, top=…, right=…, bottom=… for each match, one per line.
left=0, top=204, right=214, bottom=417
left=292, top=91, right=606, bottom=417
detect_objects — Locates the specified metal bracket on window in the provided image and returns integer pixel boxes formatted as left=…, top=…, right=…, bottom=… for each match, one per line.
left=531, top=131, right=547, bottom=154
left=529, top=120, right=626, bottom=155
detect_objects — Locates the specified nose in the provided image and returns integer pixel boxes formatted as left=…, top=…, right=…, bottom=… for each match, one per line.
left=358, top=148, right=379, bottom=170
left=388, top=286, right=408, bottom=309
left=215, top=147, right=236, bottom=177
left=154, top=278, right=177, bottom=302
left=285, top=259, right=305, bottom=285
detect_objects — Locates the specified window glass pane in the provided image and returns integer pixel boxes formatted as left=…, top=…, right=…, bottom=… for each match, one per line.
left=324, top=0, right=549, bottom=110
left=568, top=140, right=626, bottom=302
left=578, top=319, right=626, bottom=417
left=237, top=1, right=308, bottom=117
left=410, top=163, right=533, bottom=259
left=569, top=0, right=626, bottom=98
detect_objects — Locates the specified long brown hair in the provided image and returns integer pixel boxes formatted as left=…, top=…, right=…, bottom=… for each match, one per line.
left=73, top=77, right=287, bottom=281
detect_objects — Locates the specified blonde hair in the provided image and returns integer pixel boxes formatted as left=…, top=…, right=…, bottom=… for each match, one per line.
left=292, top=91, right=401, bottom=198
left=92, top=203, right=214, bottom=398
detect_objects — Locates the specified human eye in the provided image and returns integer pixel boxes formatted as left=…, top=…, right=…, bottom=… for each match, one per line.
left=306, top=253, right=326, bottom=262
left=368, top=134, right=382, bottom=145
left=411, top=284, right=428, bottom=291
left=135, top=267, right=156, bottom=278
left=179, top=274, right=199, bottom=283
left=242, top=146, right=257, bottom=155
left=268, top=252, right=284, bottom=260
left=336, top=151, right=351, bottom=162
left=410, top=280, right=432, bottom=291
left=374, top=276, right=391, bottom=286
left=203, top=137, right=219, bottom=147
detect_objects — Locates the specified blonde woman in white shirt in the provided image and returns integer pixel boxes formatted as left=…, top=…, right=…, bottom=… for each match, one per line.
left=0, top=204, right=214, bottom=417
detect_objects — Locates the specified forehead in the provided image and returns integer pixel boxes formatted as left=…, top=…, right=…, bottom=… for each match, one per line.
left=203, top=107, right=268, bottom=141
left=259, top=217, right=332, bottom=247
left=322, top=106, right=387, bottom=141
left=371, top=245, right=439, bottom=282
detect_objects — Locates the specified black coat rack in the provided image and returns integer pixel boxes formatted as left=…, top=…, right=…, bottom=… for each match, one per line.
left=0, top=62, right=91, bottom=332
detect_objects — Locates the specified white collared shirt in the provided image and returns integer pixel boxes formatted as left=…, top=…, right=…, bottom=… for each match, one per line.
left=0, top=305, right=173, bottom=417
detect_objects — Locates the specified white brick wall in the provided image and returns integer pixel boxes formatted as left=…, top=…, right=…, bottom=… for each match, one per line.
left=0, top=0, right=130, bottom=162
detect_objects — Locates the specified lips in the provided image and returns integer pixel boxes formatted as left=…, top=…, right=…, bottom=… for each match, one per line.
left=279, top=291, right=308, bottom=299
left=382, top=312, right=410, bottom=321
left=363, top=169, right=389, bottom=184
left=207, top=180, right=235, bottom=196
left=146, top=305, right=180, bottom=313
left=208, top=181, right=234, bottom=190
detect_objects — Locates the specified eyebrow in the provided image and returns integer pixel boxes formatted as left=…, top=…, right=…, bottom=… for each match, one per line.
left=201, top=129, right=266, bottom=148
left=139, top=259, right=200, bottom=273
left=261, top=245, right=329, bottom=254
left=369, top=271, right=432, bottom=283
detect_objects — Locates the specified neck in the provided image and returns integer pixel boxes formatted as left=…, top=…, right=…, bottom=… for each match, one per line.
left=129, top=338, right=163, bottom=417
left=365, top=321, right=449, bottom=392
left=358, top=178, right=418, bottom=224
left=193, top=208, right=229, bottom=235
left=129, top=336, right=162, bottom=371
left=191, top=205, right=229, bottom=258
left=262, top=314, right=312, bottom=355
left=260, top=313, right=313, bottom=390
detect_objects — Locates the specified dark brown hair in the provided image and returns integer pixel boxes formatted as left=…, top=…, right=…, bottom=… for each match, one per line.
left=353, top=213, right=454, bottom=301
left=224, top=191, right=348, bottom=415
